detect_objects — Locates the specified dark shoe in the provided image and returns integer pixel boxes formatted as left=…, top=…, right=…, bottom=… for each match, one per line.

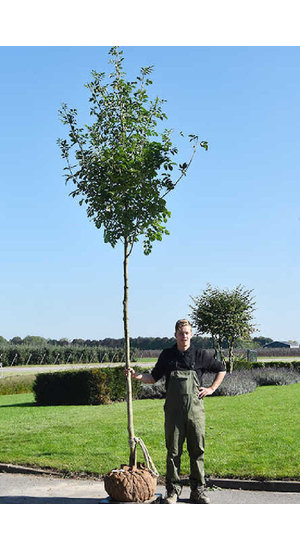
left=164, top=492, right=178, bottom=504
left=190, top=488, right=210, bottom=504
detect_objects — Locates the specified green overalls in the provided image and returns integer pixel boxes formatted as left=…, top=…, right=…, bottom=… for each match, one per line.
left=164, top=369, right=206, bottom=496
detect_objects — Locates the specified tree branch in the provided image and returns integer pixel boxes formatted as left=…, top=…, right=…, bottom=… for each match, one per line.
left=160, top=137, right=199, bottom=199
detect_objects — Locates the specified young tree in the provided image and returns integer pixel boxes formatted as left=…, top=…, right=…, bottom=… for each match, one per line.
left=58, top=47, right=207, bottom=467
left=190, top=284, right=256, bottom=373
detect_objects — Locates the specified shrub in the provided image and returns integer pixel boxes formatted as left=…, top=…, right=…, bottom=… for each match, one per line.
left=202, top=371, right=258, bottom=396
left=138, top=378, right=166, bottom=400
left=232, top=359, right=300, bottom=372
left=137, top=366, right=300, bottom=400
left=0, top=375, right=36, bottom=395
left=292, top=361, right=300, bottom=372
left=231, top=359, right=254, bottom=371
left=251, top=367, right=300, bottom=387
left=138, top=370, right=259, bottom=399
left=33, top=367, right=143, bottom=406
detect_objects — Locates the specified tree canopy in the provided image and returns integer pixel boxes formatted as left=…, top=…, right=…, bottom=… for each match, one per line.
left=58, top=47, right=206, bottom=256
left=190, top=284, right=256, bottom=372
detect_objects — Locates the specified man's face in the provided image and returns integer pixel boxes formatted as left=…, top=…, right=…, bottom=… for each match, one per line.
left=175, top=325, right=192, bottom=352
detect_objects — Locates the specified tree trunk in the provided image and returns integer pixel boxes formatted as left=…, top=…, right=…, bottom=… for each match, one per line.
left=212, top=334, right=218, bottom=360
left=123, top=237, right=136, bottom=467
left=217, top=337, right=226, bottom=367
left=228, top=343, right=234, bottom=373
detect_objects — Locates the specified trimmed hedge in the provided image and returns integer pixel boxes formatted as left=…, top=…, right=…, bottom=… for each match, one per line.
left=33, top=367, right=144, bottom=406
left=232, top=360, right=300, bottom=371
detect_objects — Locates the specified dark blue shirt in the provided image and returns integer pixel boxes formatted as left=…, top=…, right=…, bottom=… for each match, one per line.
left=151, top=344, right=226, bottom=387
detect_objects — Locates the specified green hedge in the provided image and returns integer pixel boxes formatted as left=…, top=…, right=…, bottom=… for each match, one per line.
left=232, top=360, right=300, bottom=371
left=33, top=367, right=144, bottom=406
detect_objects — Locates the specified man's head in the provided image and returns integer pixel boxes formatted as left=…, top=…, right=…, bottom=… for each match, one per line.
left=175, top=319, right=193, bottom=352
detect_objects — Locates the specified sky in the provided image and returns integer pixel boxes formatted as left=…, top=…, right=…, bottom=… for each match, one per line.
left=1, top=13, right=300, bottom=343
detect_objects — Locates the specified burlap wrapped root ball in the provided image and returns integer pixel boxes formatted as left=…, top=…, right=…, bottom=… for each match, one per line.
left=104, top=463, right=157, bottom=502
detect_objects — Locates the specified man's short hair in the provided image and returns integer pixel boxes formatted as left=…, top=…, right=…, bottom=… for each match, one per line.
left=175, top=319, right=193, bottom=333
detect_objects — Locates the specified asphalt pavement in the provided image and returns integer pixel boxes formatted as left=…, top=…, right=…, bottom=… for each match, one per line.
left=1, top=471, right=299, bottom=504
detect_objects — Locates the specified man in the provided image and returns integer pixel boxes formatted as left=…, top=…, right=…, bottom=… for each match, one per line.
left=125, top=319, right=226, bottom=504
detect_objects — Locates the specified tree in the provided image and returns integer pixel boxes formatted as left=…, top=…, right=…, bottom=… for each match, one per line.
left=287, top=340, right=299, bottom=346
left=23, top=335, right=48, bottom=347
left=71, top=338, right=86, bottom=346
left=10, top=336, right=23, bottom=345
left=252, top=336, right=273, bottom=347
left=190, top=284, right=256, bottom=373
left=59, top=338, right=70, bottom=347
left=58, top=47, right=207, bottom=466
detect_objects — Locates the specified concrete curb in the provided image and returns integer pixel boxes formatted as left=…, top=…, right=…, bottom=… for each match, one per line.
left=206, top=477, right=300, bottom=493
left=0, top=463, right=66, bottom=477
left=1, top=463, right=299, bottom=492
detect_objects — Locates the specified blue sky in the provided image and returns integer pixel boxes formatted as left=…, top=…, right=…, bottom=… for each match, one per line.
left=1, top=45, right=300, bottom=342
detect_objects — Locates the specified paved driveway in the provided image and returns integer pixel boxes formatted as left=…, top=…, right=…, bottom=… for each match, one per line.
left=1, top=473, right=299, bottom=504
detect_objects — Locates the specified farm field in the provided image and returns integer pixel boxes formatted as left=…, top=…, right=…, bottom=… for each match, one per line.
left=0, top=383, right=299, bottom=480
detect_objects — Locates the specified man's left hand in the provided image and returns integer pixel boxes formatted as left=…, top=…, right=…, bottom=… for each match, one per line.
left=198, top=386, right=215, bottom=398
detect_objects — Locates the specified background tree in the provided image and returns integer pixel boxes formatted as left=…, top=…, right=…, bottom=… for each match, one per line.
left=252, top=336, right=273, bottom=347
left=10, top=336, right=23, bottom=345
left=23, top=335, right=48, bottom=347
left=58, top=47, right=207, bottom=467
left=190, top=284, right=256, bottom=372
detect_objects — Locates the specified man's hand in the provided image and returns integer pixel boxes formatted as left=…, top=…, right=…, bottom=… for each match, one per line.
left=199, top=371, right=226, bottom=397
left=124, top=366, right=138, bottom=379
left=198, top=386, right=215, bottom=398
left=123, top=367, right=155, bottom=385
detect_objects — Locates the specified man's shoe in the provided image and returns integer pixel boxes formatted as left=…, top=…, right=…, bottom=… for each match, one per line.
left=164, top=492, right=178, bottom=504
left=190, top=488, right=210, bottom=504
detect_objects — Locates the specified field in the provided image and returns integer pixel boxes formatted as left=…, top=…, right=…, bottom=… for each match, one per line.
left=0, top=383, right=299, bottom=480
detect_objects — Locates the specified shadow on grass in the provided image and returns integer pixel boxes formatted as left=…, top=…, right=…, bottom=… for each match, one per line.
left=0, top=402, right=37, bottom=408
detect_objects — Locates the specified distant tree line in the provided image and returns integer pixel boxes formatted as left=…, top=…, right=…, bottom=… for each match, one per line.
left=0, top=344, right=137, bottom=368
left=0, top=334, right=274, bottom=350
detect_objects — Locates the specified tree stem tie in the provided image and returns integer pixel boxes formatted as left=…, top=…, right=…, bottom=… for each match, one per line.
left=129, top=436, right=159, bottom=477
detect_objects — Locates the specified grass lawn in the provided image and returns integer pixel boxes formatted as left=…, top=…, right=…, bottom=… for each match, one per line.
left=0, top=384, right=299, bottom=480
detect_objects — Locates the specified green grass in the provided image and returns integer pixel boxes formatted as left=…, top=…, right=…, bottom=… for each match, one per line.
left=0, top=383, right=299, bottom=480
